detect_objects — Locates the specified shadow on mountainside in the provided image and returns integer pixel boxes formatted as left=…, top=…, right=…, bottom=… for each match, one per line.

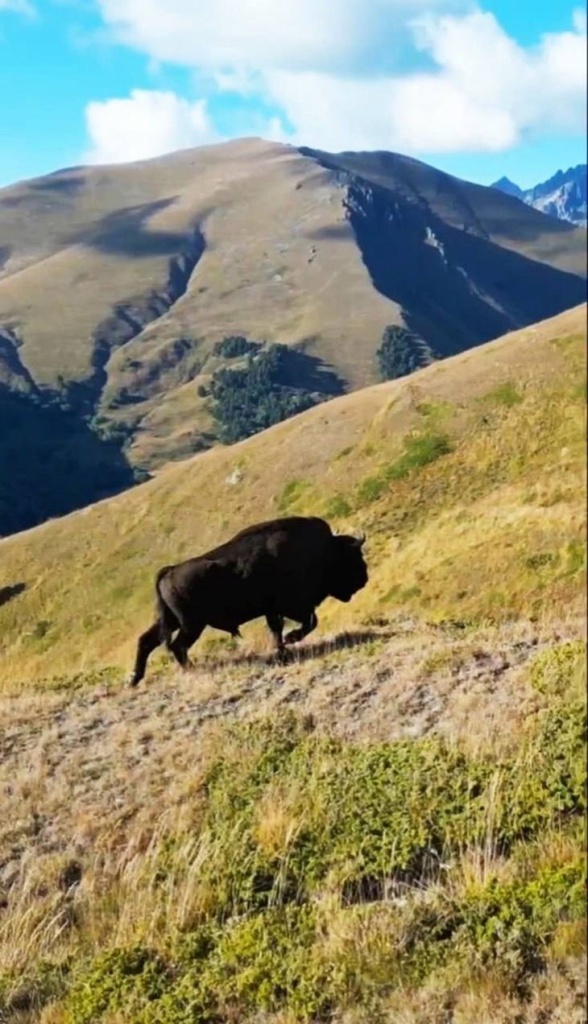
left=0, top=582, right=26, bottom=608
left=276, top=345, right=346, bottom=397
left=64, top=198, right=202, bottom=259
left=0, top=387, right=137, bottom=538
left=30, top=172, right=87, bottom=196
left=341, top=181, right=587, bottom=360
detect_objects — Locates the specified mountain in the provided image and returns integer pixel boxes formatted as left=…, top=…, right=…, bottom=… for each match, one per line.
left=0, top=138, right=586, bottom=537
left=492, top=165, right=587, bottom=226
left=0, top=305, right=585, bottom=1022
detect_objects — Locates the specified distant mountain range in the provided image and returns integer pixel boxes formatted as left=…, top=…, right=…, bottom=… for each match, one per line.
left=492, top=165, right=587, bottom=226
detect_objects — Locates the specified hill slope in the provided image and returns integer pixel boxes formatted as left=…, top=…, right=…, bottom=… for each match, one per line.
left=0, top=303, right=585, bottom=690
left=0, top=305, right=585, bottom=1024
left=0, top=139, right=586, bottom=536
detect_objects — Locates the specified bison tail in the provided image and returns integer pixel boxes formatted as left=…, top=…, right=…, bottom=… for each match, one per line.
left=155, top=567, right=180, bottom=648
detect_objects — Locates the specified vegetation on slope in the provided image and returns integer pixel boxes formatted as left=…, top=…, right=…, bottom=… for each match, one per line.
left=376, top=324, right=431, bottom=380
left=0, top=335, right=341, bottom=537
left=0, top=305, right=584, bottom=687
left=0, top=308, right=585, bottom=1022
left=208, top=341, right=340, bottom=443
left=0, top=642, right=585, bottom=1022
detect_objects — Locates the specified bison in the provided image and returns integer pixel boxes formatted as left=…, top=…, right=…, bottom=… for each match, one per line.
left=130, top=515, right=368, bottom=686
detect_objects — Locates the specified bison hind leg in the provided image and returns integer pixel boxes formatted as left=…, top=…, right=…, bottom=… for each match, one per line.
left=169, top=623, right=205, bottom=672
left=129, top=621, right=163, bottom=687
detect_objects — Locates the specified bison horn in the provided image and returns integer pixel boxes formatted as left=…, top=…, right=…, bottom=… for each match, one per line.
left=334, top=528, right=366, bottom=546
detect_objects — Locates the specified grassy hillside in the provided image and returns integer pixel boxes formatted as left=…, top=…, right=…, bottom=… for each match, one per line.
left=0, top=306, right=585, bottom=1022
left=0, top=139, right=585, bottom=537
left=0, top=303, right=585, bottom=689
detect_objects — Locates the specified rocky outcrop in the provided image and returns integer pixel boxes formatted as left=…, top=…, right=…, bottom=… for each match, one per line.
left=339, top=175, right=586, bottom=360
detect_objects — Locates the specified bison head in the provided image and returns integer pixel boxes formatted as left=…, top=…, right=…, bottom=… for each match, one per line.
left=328, top=531, right=368, bottom=602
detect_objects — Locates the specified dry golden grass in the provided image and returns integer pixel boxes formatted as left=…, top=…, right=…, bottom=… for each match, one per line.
left=370, top=964, right=587, bottom=1024
left=0, top=614, right=582, bottom=969
left=0, top=617, right=584, bottom=1021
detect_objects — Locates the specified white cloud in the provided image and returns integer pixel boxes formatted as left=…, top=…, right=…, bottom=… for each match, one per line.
left=89, top=2, right=587, bottom=158
left=266, top=10, right=587, bottom=152
left=96, top=0, right=466, bottom=75
left=84, top=89, right=217, bottom=164
left=0, top=0, right=35, bottom=15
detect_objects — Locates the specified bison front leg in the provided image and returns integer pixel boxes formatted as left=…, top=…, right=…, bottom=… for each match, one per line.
left=284, top=611, right=318, bottom=646
left=265, top=613, right=285, bottom=652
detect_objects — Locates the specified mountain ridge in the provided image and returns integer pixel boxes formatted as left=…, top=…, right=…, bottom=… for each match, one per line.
left=492, top=163, right=587, bottom=226
left=0, top=138, right=586, bottom=537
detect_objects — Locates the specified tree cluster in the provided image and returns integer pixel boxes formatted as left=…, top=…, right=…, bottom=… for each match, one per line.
left=209, top=343, right=321, bottom=444
left=376, top=325, right=428, bottom=381
left=213, top=335, right=261, bottom=359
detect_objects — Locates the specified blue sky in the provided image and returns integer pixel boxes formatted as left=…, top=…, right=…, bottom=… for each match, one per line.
left=0, top=0, right=585, bottom=189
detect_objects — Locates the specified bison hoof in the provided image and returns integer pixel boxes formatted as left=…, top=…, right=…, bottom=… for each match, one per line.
left=274, top=647, right=293, bottom=664
left=284, top=633, right=302, bottom=646
left=127, top=674, right=141, bottom=688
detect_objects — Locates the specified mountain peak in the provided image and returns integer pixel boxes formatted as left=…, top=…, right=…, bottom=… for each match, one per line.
left=491, top=175, right=523, bottom=198
left=493, top=165, right=587, bottom=226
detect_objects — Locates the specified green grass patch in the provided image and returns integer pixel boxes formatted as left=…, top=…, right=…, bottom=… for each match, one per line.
left=324, top=494, right=352, bottom=518
left=278, top=478, right=311, bottom=512
left=549, top=333, right=583, bottom=351
left=356, top=430, right=452, bottom=506
left=416, top=398, right=454, bottom=424
left=483, top=381, right=523, bottom=407
left=388, top=430, right=452, bottom=479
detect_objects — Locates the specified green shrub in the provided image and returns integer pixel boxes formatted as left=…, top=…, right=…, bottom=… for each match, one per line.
left=451, top=859, right=586, bottom=988
left=506, top=699, right=586, bottom=832
left=529, top=641, right=586, bottom=697
left=65, top=947, right=170, bottom=1024
left=213, top=335, right=260, bottom=359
